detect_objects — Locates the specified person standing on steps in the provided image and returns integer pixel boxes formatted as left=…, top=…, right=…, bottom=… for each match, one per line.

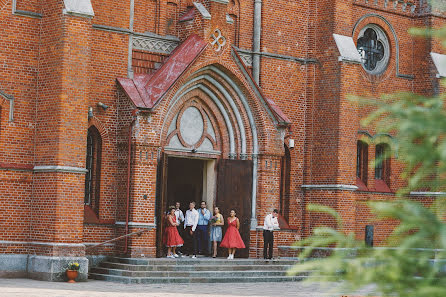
left=174, top=201, right=185, bottom=255
left=210, top=206, right=224, bottom=258
left=196, top=201, right=211, bottom=256
left=164, top=206, right=184, bottom=258
left=220, top=209, right=245, bottom=259
left=263, top=209, right=280, bottom=260
left=184, top=201, right=199, bottom=258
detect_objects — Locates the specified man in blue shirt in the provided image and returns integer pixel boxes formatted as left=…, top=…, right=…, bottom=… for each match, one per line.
left=196, top=201, right=211, bottom=256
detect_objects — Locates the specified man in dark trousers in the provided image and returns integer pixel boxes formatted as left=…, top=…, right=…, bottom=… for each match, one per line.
left=196, top=201, right=211, bottom=255
left=183, top=202, right=199, bottom=258
left=263, top=209, right=279, bottom=259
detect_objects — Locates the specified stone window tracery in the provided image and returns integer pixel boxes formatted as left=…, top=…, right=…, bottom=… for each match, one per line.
left=166, top=99, right=219, bottom=154
left=356, top=24, right=390, bottom=75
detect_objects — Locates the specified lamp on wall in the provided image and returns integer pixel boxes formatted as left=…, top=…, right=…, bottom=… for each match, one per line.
left=97, top=102, right=109, bottom=110
left=288, top=139, right=295, bottom=149
left=88, top=107, right=94, bottom=119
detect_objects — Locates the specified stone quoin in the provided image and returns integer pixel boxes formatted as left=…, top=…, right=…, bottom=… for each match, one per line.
left=0, top=0, right=445, bottom=281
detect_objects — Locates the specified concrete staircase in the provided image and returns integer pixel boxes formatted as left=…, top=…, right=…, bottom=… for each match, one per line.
left=89, top=257, right=305, bottom=284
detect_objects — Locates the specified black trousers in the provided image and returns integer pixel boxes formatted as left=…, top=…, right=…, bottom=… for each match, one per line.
left=195, top=225, right=209, bottom=255
left=263, top=230, right=274, bottom=259
left=184, top=226, right=197, bottom=255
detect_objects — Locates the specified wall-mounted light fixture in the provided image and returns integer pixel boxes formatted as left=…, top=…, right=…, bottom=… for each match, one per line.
left=289, top=139, right=295, bottom=149
left=97, top=102, right=109, bottom=110
left=88, top=107, right=94, bottom=119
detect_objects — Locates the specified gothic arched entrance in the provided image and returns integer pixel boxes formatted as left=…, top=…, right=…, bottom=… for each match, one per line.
left=156, top=90, right=254, bottom=258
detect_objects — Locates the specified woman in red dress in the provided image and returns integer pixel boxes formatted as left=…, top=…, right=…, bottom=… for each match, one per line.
left=220, top=209, right=245, bottom=259
left=164, top=206, right=184, bottom=258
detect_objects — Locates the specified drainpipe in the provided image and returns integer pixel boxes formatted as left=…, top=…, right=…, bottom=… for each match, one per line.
left=252, top=0, right=262, bottom=85
left=127, top=0, right=135, bottom=79
left=124, top=113, right=137, bottom=255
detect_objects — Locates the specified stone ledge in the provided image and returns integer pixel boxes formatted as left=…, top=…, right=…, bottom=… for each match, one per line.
left=63, top=0, right=94, bottom=18
left=33, top=166, right=88, bottom=174
left=0, top=254, right=89, bottom=282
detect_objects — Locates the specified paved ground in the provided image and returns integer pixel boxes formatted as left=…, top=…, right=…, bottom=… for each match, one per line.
left=0, top=278, right=377, bottom=297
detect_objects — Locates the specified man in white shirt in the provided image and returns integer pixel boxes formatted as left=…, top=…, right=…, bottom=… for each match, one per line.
left=174, top=202, right=185, bottom=254
left=184, top=201, right=199, bottom=258
left=263, top=209, right=279, bottom=259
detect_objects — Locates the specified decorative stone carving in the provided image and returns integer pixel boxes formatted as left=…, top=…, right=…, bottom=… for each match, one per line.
left=238, top=52, right=253, bottom=67
left=210, top=29, right=227, bottom=52
left=132, top=36, right=179, bottom=54
left=355, top=0, right=416, bottom=14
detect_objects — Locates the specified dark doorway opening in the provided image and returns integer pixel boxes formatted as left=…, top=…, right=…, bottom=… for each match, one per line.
left=156, top=156, right=211, bottom=257
left=166, top=157, right=204, bottom=212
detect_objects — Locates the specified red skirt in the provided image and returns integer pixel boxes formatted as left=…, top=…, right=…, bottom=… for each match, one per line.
left=220, top=226, right=246, bottom=249
left=164, top=226, right=184, bottom=247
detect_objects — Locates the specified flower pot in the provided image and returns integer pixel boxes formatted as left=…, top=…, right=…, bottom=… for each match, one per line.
left=66, top=269, right=79, bottom=283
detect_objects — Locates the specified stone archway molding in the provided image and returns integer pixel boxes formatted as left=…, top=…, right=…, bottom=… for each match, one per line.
left=160, top=66, right=260, bottom=228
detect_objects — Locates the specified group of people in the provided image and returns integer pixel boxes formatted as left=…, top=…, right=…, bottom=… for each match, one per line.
left=164, top=201, right=280, bottom=260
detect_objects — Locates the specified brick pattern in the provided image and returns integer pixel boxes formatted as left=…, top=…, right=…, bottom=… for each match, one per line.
left=0, top=0, right=444, bottom=261
left=132, top=50, right=168, bottom=74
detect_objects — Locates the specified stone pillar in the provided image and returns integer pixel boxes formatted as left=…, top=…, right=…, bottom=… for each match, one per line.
left=30, top=0, right=94, bottom=281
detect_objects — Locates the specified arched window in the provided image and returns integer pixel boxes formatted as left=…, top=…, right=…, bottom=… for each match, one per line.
left=84, top=126, right=102, bottom=214
left=356, top=140, right=368, bottom=185
left=375, top=143, right=390, bottom=185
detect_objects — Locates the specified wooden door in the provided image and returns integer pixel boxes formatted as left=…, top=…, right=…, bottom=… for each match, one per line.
left=217, top=159, right=253, bottom=258
left=155, top=153, right=168, bottom=257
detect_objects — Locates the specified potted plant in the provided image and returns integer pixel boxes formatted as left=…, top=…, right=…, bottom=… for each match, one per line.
left=66, top=262, right=80, bottom=283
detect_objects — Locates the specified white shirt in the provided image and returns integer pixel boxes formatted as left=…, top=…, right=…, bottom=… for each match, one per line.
left=263, top=213, right=279, bottom=231
left=174, top=209, right=184, bottom=223
left=184, top=208, right=199, bottom=231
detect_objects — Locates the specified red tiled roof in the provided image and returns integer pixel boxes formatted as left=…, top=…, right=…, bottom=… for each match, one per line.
left=117, top=34, right=207, bottom=109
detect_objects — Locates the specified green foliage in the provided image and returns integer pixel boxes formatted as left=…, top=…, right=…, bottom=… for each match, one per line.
left=289, top=199, right=446, bottom=296
left=289, top=1, right=446, bottom=295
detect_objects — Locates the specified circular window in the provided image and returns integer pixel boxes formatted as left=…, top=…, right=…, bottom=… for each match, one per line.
left=356, top=24, right=390, bottom=75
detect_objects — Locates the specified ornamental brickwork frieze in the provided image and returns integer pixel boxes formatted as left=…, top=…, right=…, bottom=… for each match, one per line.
left=353, top=0, right=417, bottom=15
left=132, top=35, right=179, bottom=54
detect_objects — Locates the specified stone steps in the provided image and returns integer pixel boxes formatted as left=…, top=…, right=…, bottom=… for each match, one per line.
left=89, top=257, right=304, bottom=284
left=90, top=273, right=306, bottom=284
left=100, top=262, right=293, bottom=271
left=108, top=257, right=298, bottom=266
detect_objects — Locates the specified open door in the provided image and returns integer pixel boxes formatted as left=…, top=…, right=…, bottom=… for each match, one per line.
left=217, top=159, right=253, bottom=258
left=155, top=153, right=168, bottom=257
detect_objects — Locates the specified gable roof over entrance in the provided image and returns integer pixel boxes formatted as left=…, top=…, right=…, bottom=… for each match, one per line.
left=117, top=34, right=290, bottom=126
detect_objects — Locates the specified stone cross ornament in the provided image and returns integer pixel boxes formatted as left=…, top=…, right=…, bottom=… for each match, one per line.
left=210, top=28, right=227, bottom=52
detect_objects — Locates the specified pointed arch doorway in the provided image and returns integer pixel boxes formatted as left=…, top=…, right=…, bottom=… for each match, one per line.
left=156, top=154, right=253, bottom=258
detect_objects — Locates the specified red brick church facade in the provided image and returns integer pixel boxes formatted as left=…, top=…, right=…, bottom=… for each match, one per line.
left=0, top=0, right=445, bottom=280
